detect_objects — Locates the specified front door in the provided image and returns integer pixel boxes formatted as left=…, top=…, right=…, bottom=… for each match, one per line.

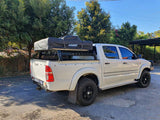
left=118, top=47, right=140, bottom=81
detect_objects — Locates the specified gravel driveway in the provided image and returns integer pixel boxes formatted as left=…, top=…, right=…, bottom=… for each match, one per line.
left=0, top=66, right=160, bottom=120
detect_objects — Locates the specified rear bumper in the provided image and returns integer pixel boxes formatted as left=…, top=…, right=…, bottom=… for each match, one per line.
left=31, top=77, right=70, bottom=92
left=32, top=77, right=49, bottom=91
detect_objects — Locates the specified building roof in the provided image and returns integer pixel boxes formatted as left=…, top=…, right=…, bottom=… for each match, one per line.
left=130, top=38, right=160, bottom=46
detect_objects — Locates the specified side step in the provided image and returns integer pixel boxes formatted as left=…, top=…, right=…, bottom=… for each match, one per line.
left=134, top=79, right=139, bottom=81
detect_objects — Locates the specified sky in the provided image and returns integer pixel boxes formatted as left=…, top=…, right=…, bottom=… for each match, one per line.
left=66, top=0, right=160, bottom=33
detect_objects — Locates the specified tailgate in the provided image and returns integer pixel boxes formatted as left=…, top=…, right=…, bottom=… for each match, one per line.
left=30, top=59, right=48, bottom=81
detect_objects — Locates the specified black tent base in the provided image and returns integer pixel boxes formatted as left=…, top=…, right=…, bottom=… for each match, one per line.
left=34, top=35, right=93, bottom=51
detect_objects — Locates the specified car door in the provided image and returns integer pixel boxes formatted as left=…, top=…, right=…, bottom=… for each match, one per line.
left=102, top=45, right=124, bottom=86
left=118, top=47, right=140, bottom=81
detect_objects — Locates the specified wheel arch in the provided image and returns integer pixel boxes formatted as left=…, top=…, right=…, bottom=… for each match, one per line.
left=78, top=73, right=99, bottom=86
left=69, top=68, right=100, bottom=91
left=143, top=68, right=150, bottom=72
left=137, top=64, right=151, bottom=79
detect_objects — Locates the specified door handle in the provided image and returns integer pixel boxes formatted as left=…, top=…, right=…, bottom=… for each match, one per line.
left=34, top=63, right=39, bottom=66
left=105, top=62, right=110, bottom=64
left=123, top=62, right=127, bottom=64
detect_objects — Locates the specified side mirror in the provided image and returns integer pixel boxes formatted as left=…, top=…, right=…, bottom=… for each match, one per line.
left=137, top=54, right=142, bottom=58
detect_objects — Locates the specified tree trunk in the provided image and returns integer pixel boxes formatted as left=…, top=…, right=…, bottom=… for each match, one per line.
left=19, top=42, right=22, bottom=49
left=28, top=47, right=31, bottom=60
left=27, top=42, right=33, bottom=70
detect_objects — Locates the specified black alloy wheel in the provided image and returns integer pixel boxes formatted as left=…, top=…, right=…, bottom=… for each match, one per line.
left=137, top=70, right=151, bottom=88
left=77, top=78, right=98, bottom=106
left=82, top=86, right=94, bottom=101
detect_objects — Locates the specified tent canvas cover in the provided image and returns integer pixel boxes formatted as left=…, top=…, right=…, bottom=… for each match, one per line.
left=34, top=35, right=93, bottom=51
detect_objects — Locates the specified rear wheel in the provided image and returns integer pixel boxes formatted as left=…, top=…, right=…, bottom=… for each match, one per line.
left=77, top=78, right=98, bottom=106
left=137, top=70, right=151, bottom=88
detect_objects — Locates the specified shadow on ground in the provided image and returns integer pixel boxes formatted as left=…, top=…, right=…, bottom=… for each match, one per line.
left=0, top=75, right=139, bottom=119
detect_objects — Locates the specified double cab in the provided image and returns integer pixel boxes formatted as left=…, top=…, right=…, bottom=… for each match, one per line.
left=30, top=44, right=153, bottom=106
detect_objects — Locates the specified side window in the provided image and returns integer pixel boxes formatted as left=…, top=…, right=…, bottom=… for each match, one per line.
left=119, top=47, right=135, bottom=60
left=103, top=46, right=119, bottom=59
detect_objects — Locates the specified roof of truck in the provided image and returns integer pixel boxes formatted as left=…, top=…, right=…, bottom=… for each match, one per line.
left=93, top=43, right=126, bottom=48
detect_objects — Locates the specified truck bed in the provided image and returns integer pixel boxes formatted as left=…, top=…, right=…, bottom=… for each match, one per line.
left=30, top=59, right=100, bottom=91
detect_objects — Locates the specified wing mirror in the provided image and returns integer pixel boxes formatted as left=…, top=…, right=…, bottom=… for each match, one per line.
left=137, top=54, right=142, bottom=58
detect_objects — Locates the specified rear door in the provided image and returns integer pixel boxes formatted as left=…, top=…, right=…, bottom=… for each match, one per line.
left=102, top=46, right=123, bottom=86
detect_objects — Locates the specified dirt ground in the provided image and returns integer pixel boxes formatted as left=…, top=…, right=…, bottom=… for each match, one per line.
left=0, top=66, right=160, bottom=120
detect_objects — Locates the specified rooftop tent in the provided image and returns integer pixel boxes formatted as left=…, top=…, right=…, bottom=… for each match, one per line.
left=34, top=35, right=93, bottom=51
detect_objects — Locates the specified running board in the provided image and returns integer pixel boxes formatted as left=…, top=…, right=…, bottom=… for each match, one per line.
left=134, top=79, right=139, bottom=81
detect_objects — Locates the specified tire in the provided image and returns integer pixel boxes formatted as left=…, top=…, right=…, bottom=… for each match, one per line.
left=137, top=70, right=151, bottom=88
left=77, top=78, right=98, bottom=106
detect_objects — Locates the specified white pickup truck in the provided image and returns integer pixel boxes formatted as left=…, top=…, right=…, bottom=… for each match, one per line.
left=30, top=43, right=153, bottom=106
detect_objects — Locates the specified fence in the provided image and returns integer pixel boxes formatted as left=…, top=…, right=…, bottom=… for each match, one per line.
left=0, top=51, right=29, bottom=77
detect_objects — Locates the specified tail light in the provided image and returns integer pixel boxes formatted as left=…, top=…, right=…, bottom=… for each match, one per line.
left=45, top=65, right=54, bottom=82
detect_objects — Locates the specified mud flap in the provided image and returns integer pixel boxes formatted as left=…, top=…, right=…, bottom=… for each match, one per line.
left=68, top=86, right=78, bottom=104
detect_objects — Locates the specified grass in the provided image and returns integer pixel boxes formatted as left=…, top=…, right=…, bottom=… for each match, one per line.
left=146, top=46, right=160, bottom=53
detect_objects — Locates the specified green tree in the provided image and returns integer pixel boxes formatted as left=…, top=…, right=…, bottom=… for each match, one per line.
left=112, top=22, right=137, bottom=46
left=0, top=0, right=75, bottom=59
left=0, top=0, right=7, bottom=49
left=0, top=0, right=30, bottom=50
left=136, top=31, right=150, bottom=40
left=75, top=0, right=111, bottom=43
left=154, top=30, right=160, bottom=37
left=24, top=0, right=75, bottom=59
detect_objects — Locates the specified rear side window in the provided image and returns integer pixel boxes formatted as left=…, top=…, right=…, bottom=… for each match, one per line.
left=119, top=47, right=135, bottom=60
left=103, top=46, right=119, bottom=59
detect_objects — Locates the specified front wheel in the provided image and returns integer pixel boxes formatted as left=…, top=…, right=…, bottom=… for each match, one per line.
left=137, top=70, right=151, bottom=88
left=77, top=78, right=98, bottom=106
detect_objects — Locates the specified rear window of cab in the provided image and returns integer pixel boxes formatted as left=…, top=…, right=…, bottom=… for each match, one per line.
left=103, top=46, right=119, bottom=59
